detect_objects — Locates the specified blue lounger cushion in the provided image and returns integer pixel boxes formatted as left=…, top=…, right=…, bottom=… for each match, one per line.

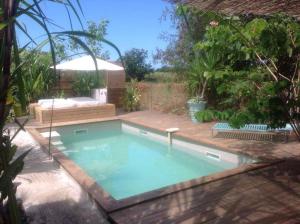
left=213, top=123, right=292, bottom=132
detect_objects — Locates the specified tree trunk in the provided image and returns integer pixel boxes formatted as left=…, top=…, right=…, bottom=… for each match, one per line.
left=0, top=1, right=20, bottom=223
left=0, top=0, right=16, bottom=131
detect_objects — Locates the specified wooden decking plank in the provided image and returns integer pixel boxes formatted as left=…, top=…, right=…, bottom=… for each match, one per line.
left=109, top=174, right=274, bottom=223
left=145, top=179, right=282, bottom=223
left=112, top=166, right=272, bottom=215
left=213, top=198, right=300, bottom=224
left=274, top=217, right=300, bottom=224
left=110, top=160, right=300, bottom=224
left=220, top=179, right=300, bottom=207
left=176, top=191, right=300, bottom=224
left=141, top=179, right=299, bottom=224
left=109, top=176, right=259, bottom=222
left=118, top=165, right=275, bottom=208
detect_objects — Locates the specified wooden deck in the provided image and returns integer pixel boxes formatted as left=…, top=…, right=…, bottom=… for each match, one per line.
left=108, top=111, right=300, bottom=223
left=23, top=110, right=300, bottom=223
left=109, top=158, right=300, bottom=223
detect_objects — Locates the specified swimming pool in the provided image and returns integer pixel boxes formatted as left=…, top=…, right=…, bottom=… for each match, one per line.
left=49, top=120, right=254, bottom=201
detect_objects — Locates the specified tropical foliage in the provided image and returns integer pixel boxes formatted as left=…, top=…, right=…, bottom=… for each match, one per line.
left=187, top=48, right=221, bottom=100
left=72, top=72, right=105, bottom=96
left=0, top=1, right=123, bottom=223
left=193, top=14, right=300, bottom=139
left=21, top=51, right=57, bottom=104
left=0, top=131, right=30, bottom=224
left=158, top=2, right=300, bottom=140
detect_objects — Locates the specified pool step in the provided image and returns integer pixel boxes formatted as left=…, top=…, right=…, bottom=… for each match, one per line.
left=51, top=140, right=63, bottom=146
left=40, top=131, right=66, bottom=150
left=51, top=140, right=66, bottom=151
left=40, top=131, right=61, bottom=141
left=56, top=146, right=66, bottom=150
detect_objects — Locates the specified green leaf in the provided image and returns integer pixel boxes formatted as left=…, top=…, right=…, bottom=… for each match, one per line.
left=0, top=149, right=31, bottom=199
left=0, top=22, right=8, bottom=30
left=65, top=0, right=84, bottom=29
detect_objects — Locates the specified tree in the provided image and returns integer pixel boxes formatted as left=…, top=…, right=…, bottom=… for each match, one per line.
left=123, top=48, right=153, bottom=80
left=56, top=20, right=110, bottom=61
left=70, top=20, right=110, bottom=59
left=194, top=15, right=300, bottom=140
left=154, top=3, right=217, bottom=71
left=162, top=3, right=300, bottom=140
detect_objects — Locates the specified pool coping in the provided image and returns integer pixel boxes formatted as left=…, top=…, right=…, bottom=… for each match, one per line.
left=26, top=118, right=283, bottom=213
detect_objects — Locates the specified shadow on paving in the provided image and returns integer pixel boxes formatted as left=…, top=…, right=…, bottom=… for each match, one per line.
left=229, top=140, right=279, bottom=160
left=25, top=193, right=108, bottom=224
left=109, top=157, right=300, bottom=224
left=15, top=136, right=60, bottom=175
left=13, top=130, right=109, bottom=224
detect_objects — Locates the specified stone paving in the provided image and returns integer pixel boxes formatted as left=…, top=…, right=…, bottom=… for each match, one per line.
left=12, top=130, right=108, bottom=224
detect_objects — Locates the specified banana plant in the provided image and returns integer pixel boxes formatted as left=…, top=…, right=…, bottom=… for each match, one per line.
left=0, top=1, right=124, bottom=223
left=21, top=51, right=57, bottom=104
left=188, top=48, right=221, bottom=100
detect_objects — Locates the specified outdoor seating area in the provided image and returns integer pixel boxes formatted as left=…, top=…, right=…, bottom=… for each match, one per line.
left=30, top=98, right=116, bottom=123
left=28, top=55, right=125, bottom=124
left=212, top=122, right=294, bottom=142
left=2, top=0, right=300, bottom=224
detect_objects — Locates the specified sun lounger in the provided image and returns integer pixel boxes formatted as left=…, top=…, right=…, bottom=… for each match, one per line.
left=212, top=122, right=293, bottom=142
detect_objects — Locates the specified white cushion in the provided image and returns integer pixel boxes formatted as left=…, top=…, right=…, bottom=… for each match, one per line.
left=40, top=99, right=76, bottom=109
left=38, top=98, right=65, bottom=106
left=67, top=97, right=103, bottom=107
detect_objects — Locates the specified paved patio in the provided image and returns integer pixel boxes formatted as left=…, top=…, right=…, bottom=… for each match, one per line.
left=14, top=110, right=300, bottom=223
left=12, top=129, right=108, bottom=224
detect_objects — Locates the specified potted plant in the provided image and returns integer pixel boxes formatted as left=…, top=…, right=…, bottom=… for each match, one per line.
left=187, top=49, right=220, bottom=123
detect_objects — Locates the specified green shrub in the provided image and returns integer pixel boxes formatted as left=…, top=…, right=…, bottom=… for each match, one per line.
left=72, top=72, right=104, bottom=96
left=196, top=109, right=235, bottom=122
left=123, top=79, right=141, bottom=112
left=21, top=51, right=57, bottom=104
left=195, top=109, right=216, bottom=122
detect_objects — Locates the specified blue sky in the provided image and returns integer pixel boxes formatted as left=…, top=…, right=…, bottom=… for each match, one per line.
left=18, top=0, right=176, bottom=67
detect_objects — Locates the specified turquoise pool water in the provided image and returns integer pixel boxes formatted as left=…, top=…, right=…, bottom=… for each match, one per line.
left=57, top=121, right=249, bottom=200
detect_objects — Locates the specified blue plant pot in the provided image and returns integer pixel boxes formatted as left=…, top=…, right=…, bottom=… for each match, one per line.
left=187, top=100, right=207, bottom=123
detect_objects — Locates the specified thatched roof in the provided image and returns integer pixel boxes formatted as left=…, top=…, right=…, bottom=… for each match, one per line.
left=184, top=0, right=300, bottom=20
